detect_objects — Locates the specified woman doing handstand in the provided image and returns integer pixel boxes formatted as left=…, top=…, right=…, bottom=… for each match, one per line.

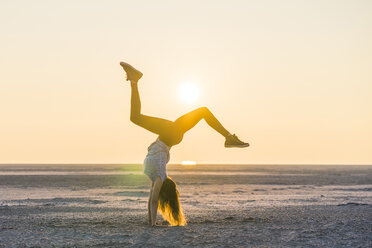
left=120, top=62, right=249, bottom=226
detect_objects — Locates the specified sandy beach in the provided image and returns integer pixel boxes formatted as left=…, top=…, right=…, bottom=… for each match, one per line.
left=0, top=164, right=371, bottom=247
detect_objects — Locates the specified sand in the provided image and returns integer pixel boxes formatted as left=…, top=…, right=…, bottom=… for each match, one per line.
left=0, top=164, right=371, bottom=247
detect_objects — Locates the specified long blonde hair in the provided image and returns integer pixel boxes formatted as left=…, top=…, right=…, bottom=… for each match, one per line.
left=158, top=177, right=187, bottom=226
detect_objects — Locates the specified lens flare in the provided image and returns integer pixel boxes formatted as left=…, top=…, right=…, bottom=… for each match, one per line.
left=181, top=161, right=197, bottom=165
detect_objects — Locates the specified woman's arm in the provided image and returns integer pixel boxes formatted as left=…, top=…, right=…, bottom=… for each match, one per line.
left=150, top=177, right=163, bottom=226
left=148, top=189, right=152, bottom=225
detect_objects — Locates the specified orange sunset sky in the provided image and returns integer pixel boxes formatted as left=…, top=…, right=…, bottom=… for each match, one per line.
left=0, top=0, right=371, bottom=164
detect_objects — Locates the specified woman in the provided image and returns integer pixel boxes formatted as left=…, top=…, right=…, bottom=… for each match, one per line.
left=120, top=62, right=249, bottom=226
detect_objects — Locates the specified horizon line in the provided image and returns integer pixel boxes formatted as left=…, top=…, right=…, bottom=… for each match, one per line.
left=0, top=163, right=371, bottom=166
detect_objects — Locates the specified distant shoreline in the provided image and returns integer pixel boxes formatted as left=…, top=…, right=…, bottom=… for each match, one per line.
left=0, top=163, right=371, bottom=166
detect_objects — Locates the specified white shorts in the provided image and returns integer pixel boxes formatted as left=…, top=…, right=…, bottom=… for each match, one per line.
left=143, top=138, right=170, bottom=183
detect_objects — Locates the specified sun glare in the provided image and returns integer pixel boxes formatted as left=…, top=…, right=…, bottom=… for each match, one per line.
left=179, top=83, right=199, bottom=104
left=181, top=161, right=197, bottom=165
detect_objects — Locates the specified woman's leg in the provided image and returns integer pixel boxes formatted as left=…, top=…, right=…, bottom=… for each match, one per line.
left=174, top=107, right=231, bottom=137
left=123, top=62, right=248, bottom=147
left=130, top=82, right=174, bottom=136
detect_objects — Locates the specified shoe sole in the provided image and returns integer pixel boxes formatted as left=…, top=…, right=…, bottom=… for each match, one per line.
left=225, top=144, right=250, bottom=148
left=120, top=62, right=143, bottom=81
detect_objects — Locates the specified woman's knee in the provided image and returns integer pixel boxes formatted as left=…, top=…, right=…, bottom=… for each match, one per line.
left=196, top=106, right=208, bottom=113
left=198, top=106, right=211, bottom=116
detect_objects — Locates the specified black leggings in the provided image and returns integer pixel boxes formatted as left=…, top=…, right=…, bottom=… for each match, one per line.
left=130, top=83, right=230, bottom=147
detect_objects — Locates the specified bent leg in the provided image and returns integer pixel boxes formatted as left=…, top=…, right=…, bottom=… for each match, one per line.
left=174, top=107, right=231, bottom=137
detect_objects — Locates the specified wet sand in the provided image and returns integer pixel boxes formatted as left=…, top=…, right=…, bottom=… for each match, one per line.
left=0, top=164, right=371, bottom=247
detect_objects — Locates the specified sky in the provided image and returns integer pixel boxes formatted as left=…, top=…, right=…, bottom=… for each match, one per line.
left=0, top=0, right=371, bottom=164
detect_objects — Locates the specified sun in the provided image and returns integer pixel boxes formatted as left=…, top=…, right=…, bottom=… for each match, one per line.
left=178, top=83, right=199, bottom=104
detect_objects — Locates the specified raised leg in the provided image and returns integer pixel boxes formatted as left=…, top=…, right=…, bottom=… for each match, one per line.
left=130, top=82, right=174, bottom=136
left=123, top=62, right=248, bottom=148
left=174, top=107, right=231, bottom=137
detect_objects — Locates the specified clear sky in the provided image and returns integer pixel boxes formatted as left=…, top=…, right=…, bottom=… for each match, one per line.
left=0, top=0, right=371, bottom=164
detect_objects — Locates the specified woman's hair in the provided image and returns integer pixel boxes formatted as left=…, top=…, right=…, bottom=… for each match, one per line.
left=158, top=177, right=187, bottom=226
